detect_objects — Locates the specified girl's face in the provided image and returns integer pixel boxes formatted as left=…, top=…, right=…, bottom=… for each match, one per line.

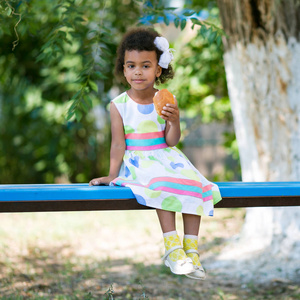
left=123, top=50, right=162, bottom=92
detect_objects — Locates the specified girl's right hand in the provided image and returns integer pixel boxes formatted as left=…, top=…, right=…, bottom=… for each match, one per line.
left=89, top=176, right=115, bottom=186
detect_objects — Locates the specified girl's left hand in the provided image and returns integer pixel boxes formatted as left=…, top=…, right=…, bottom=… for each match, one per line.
left=161, top=101, right=179, bottom=124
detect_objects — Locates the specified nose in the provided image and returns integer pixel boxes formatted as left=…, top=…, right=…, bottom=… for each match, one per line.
left=134, top=67, right=142, bottom=75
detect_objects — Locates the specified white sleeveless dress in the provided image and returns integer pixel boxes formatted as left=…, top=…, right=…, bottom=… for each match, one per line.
left=110, top=92, right=222, bottom=216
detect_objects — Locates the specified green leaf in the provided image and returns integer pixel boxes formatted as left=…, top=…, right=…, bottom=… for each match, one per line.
left=35, top=52, right=46, bottom=63
left=216, top=35, right=222, bottom=47
left=158, top=0, right=164, bottom=9
left=200, top=24, right=207, bottom=37
left=74, top=17, right=85, bottom=23
left=165, top=7, right=177, bottom=11
left=75, top=110, right=83, bottom=122
left=6, top=7, right=12, bottom=16
left=190, top=18, right=202, bottom=26
left=71, top=90, right=81, bottom=100
left=183, top=10, right=195, bottom=17
left=94, top=71, right=107, bottom=80
left=206, top=26, right=213, bottom=38
left=163, top=15, right=169, bottom=26
left=80, top=100, right=89, bottom=113
left=174, top=17, right=180, bottom=28
left=208, top=31, right=217, bottom=43
left=100, top=47, right=112, bottom=57
left=68, top=99, right=78, bottom=113
left=88, top=29, right=98, bottom=35
left=40, top=40, right=53, bottom=51
left=58, top=31, right=67, bottom=39
left=89, top=80, right=98, bottom=93
left=66, top=111, right=75, bottom=121
left=180, top=19, right=187, bottom=31
left=84, top=95, right=93, bottom=108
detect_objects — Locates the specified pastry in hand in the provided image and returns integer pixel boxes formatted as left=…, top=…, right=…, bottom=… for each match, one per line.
left=153, top=89, right=175, bottom=116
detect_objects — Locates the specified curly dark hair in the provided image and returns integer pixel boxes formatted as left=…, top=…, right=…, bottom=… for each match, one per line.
left=115, top=27, right=174, bottom=85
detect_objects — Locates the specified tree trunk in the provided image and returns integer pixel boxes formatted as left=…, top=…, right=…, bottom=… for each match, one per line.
left=215, top=0, right=300, bottom=282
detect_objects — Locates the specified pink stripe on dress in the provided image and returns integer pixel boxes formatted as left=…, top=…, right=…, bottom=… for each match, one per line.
left=113, top=179, right=213, bottom=201
left=203, top=195, right=213, bottom=202
left=126, top=143, right=168, bottom=151
left=202, top=184, right=213, bottom=193
left=149, top=177, right=204, bottom=188
left=125, top=131, right=165, bottom=139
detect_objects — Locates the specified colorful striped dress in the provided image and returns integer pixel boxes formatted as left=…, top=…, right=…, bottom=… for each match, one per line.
left=110, top=92, right=222, bottom=216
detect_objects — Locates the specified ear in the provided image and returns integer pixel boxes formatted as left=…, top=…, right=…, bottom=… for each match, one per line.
left=156, top=65, right=162, bottom=78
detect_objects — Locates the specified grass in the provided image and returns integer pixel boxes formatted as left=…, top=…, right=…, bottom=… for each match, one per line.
left=0, top=209, right=299, bottom=299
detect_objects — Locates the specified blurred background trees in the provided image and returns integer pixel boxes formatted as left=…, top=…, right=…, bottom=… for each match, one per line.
left=0, top=0, right=139, bottom=183
left=0, top=0, right=236, bottom=184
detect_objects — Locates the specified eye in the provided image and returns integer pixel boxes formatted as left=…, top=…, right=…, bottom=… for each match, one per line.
left=128, top=64, right=135, bottom=69
left=143, top=65, right=150, bottom=69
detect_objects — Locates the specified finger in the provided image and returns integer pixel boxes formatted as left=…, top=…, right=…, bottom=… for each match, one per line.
left=166, top=103, right=178, bottom=110
left=90, top=180, right=100, bottom=186
left=163, top=105, right=174, bottom=112
left=162, top=109, right=178, bottom=119
left=164, top=105, right=179, bottom=113
left=161, top=110, right=171, bottom=117
left=164, top=106, right=174, bottom=112
left=166, top=103, right=177, bottom=108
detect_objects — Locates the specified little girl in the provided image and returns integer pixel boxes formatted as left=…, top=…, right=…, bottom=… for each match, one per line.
left=90, top=27, right=222, bottom=280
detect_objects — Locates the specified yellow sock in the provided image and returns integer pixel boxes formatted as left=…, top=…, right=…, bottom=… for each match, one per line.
left=163, top=231, right=186, bottom=262
left=183, top=234, right=201, bottom=267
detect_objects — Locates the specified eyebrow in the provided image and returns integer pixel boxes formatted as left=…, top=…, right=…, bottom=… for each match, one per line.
left=125, top=60, right=152, bottom=64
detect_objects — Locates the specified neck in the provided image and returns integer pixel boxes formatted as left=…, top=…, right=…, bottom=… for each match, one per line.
left=127, top=88, right=158, bottom=104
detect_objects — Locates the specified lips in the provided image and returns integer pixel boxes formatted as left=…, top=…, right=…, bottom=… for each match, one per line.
left=132, top=79, right=145, bottom=83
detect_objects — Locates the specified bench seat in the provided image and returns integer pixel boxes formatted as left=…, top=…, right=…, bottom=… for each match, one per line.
left=0, top=182, right=300, bottom=213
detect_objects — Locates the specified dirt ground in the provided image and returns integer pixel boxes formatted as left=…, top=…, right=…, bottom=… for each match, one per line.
left=0, top=208, right=299, bottom=299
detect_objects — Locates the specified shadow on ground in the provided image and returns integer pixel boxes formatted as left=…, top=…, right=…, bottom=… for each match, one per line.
left=0, top=244, right=299, bottom=300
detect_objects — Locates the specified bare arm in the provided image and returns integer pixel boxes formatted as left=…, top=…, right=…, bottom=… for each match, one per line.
left=89, top=102, right=126, bottom=186
left=161, top=97, right=181, bottom=147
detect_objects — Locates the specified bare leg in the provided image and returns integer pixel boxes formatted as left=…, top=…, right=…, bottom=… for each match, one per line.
left=156, top=209, right=176, bottom=233
left=182, top=213, right=201, bottom=235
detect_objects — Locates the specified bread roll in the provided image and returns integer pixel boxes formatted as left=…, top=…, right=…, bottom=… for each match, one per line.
left=153, top=89, right=175, bottom=116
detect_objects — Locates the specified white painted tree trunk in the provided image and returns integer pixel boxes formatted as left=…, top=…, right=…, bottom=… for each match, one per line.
left=215, top=33, right=300, bottom=281
left=225, top=33, right=300, bottom=182
left=212, top=0, right=300, bottom=282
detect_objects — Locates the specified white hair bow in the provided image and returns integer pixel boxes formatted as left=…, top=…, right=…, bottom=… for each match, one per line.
left=154, top=36, right=174, bottom=69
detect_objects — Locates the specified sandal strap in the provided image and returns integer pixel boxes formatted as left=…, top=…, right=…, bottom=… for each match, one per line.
left=185, top=249, right=199, bottom=255
left=162, top=245, right=183, bottom=261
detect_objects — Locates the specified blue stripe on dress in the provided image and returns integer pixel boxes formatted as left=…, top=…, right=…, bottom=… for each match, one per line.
left=126, top=137, right=166, bottom=147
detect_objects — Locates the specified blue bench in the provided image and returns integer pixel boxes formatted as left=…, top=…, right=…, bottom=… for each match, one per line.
left=0, top=182, right=300, bottom=213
